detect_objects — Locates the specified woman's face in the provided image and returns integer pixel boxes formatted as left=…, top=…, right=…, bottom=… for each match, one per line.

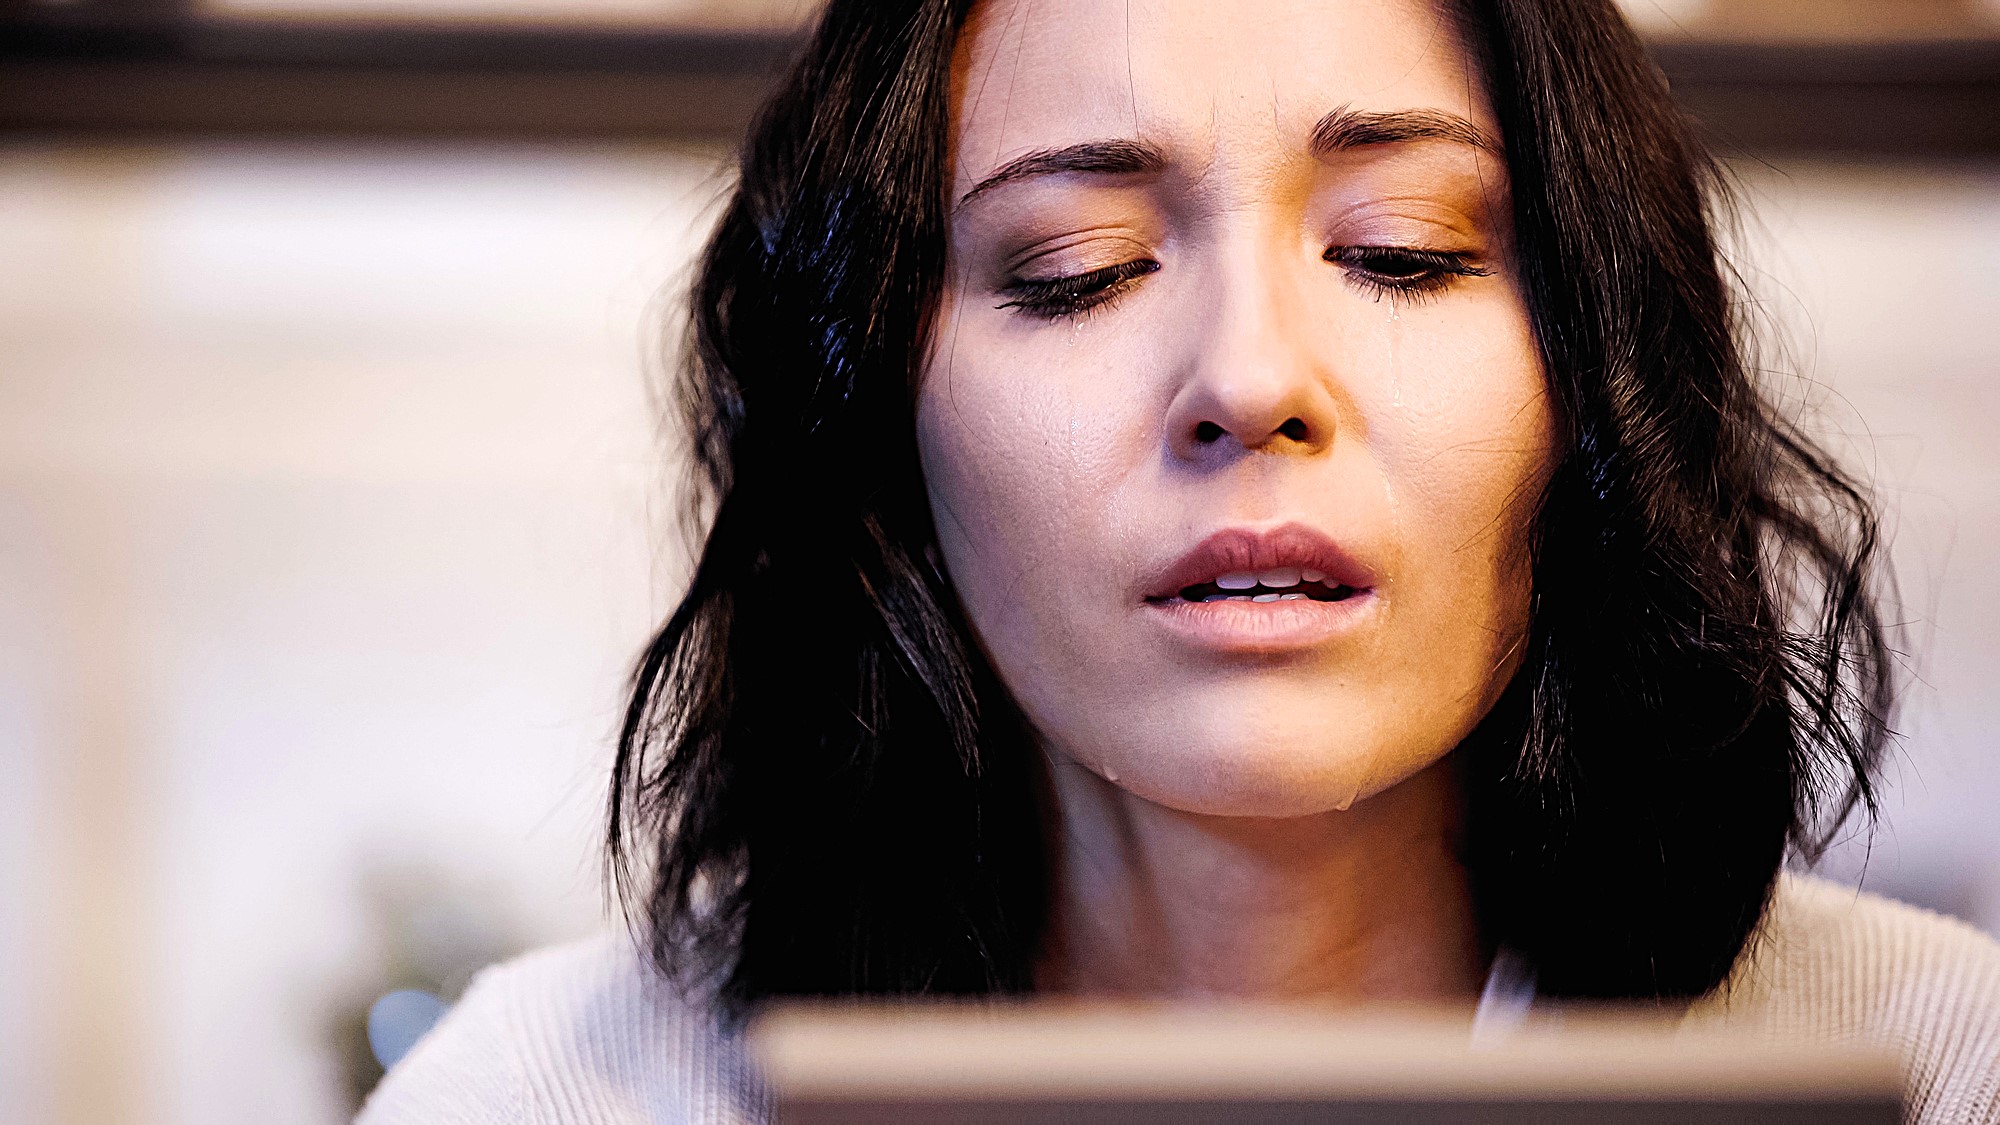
left=918, top=0, right=1554, bottom=817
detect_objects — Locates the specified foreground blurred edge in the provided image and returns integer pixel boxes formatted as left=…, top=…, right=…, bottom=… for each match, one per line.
left=750, top=1002, right=1901, bottom=1120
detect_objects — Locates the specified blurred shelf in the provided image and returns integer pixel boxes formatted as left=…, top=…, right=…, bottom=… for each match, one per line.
left=1653, top=38, right=2000, bottom=158
left=2, top=7, right=1996, bottom=155
left=0, top=9, right=808, bottom=141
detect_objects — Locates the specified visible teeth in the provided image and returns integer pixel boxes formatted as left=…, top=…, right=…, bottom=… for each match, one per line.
left=1215, top=573, right=1258, bottom=590
left=1252, top=593, right=1280, bottom=603
left=1258, top=567, right=1302, bottom=588
left=1301, top=569, right=1326, bottom=583
left=1278, top=592, right=1307, bottom=601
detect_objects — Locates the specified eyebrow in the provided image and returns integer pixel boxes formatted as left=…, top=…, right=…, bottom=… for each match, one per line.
left=955, top=139, right=1166, bottom=212
left=953, top=107, right=1501, bottom=213
left=1310, top=106, right=1502, bottom=157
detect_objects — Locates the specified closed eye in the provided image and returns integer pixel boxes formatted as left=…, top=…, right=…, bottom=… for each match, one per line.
left=1326, top=245, right=1492, bottom=305
left=997, top=258, right=1160, bottom=321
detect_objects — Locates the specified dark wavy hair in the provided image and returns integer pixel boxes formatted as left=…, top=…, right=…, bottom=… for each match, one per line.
left=608, top=0, right=1893, bottom=1011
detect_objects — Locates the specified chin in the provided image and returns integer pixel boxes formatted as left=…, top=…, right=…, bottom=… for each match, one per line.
left=1087, top=704, right=1428, bottom=819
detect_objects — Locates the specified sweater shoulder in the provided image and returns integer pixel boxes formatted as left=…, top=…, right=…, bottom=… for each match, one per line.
left=356, top=931, right=769, bottom=1125
left=1694, top=872, right=2000, bottom=1121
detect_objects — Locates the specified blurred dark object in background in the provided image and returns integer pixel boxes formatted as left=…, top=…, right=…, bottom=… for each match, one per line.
left=1, top=0, right=1996, bottom=154
left=0, top=0, right=807, bottom=141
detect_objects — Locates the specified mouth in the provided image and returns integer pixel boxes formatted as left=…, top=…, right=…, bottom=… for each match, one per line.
left=1158, top=567, right=1364, bottom=606
left=1142, top=523, right=1376, bottom=604
left=1140, top=523, right=1377, bottom=653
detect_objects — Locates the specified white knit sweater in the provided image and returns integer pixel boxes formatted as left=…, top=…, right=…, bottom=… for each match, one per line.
left=357, top=874, right=2000, bottom=1123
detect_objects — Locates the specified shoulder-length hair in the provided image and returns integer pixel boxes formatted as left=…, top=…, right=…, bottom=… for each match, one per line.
left=608, top=0, right=1892, bottom=1010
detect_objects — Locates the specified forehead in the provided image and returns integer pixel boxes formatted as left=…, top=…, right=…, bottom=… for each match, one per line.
left=951, top=0, right=1490, bottom=183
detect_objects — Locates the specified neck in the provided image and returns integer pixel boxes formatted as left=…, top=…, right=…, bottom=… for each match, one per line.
left=1036, top=754, right=1483, bottom=1004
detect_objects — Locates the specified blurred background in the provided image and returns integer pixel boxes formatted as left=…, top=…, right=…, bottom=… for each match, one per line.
left=1, top=0, right=1997, bottom=1121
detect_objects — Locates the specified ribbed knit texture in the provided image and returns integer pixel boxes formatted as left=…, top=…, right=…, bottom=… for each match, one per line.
left=358, top=928, right=771, bottom=1124
left=1685, top=874, right=2000, bottom=1121
left=357, top=873, right=2000, bottom=1123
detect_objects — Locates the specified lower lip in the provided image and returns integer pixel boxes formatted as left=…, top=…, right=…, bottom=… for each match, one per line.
left=1140, top=589, right=1379, bottom=654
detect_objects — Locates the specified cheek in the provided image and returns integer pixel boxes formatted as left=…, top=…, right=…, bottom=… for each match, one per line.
left=914, top=312, right=1144, bottom=670
left=1368, top=293, right=1551, bottom=666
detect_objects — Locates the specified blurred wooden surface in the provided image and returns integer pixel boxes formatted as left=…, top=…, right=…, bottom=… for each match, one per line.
left=753, top=1004, right=1903, bottom=1124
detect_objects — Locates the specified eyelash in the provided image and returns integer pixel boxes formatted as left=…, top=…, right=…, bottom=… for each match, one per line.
left=1324, top=245, right=1494, bottom=306
left=996, top=259, right=1160, bottom=321
left=994, top=246, right=1492, bottom=321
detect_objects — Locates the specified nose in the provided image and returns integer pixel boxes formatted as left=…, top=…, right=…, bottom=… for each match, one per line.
left=1163, top=251, right=1339, bottom=462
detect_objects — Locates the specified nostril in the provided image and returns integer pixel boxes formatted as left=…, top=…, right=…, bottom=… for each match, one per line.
left=1194, top=421, right=1225, bottom=444
left=1278, top=417, right=1309, bottom=442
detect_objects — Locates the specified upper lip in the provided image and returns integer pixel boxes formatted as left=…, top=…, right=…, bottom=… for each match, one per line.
left=1144, top=523, right=1377, bottom=601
